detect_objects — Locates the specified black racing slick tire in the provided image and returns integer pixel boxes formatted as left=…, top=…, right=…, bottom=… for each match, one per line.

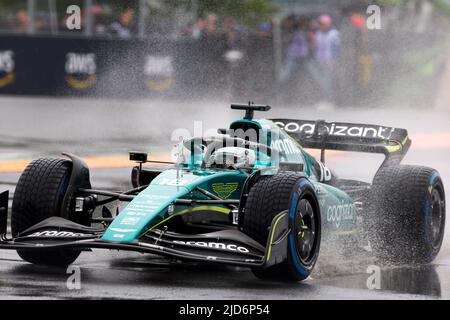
left=368, top=165, right=445, bottom=264
left=241, top=172, right=321, bottom=282
left=11, top=158, right=82, bottom=266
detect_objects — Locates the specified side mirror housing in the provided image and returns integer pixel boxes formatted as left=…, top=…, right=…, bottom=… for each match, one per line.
left=129, top=151, right=148, bottom=163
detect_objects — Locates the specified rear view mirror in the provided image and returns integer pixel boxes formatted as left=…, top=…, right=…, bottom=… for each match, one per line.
left=129, top=151, right=148, bottom=163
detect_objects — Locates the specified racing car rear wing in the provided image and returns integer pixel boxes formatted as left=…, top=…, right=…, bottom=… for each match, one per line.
left=271, top=119, right=411, bottom=164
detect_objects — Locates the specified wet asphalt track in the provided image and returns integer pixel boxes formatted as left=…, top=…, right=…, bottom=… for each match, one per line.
left=0, top=96, right=449, bottom=299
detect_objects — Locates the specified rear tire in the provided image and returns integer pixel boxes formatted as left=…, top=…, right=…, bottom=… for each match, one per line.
left=367, top=165, right=445, bottom=264
left=11, top=158, right=82, bottom=266
left=241, top=172, right=321, bottom=282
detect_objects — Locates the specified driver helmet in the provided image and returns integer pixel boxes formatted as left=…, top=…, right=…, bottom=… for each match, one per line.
left=208, top=147, right=256, bottom=169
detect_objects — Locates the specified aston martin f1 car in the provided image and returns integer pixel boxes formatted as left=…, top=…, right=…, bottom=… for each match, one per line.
left=0, top=104, right=446, bottom=282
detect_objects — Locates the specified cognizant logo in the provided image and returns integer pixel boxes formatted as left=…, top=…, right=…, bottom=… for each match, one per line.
left=275, top=121, right=395, bottom=139
left=326, top=203, right=357, bottom=228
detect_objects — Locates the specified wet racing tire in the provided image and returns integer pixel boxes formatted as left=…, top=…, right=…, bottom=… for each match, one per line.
left=11, top=158, right=82, bottom=266
left=368, top=165, right=445, bottom=264
left=241, top=172, right=321, bottom=282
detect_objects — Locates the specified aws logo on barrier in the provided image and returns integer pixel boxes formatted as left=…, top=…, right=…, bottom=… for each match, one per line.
left=0, top=50, right=15, bottom=88
left=65, top=52, right=97, bottom=89
left=144, top=55, right=174, bottom=92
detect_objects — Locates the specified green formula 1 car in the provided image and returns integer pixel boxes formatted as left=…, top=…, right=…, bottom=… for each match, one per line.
left=0, top=104, right=446, bottom=282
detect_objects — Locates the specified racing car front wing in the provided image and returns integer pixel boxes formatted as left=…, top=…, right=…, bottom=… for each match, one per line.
left=0, top=207, right=290, bottom=268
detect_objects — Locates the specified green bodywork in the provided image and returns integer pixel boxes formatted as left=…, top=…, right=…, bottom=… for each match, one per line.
left=102, top=119, right=356, bottom=242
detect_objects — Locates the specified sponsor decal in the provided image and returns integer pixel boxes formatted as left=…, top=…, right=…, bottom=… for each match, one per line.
left=120, top=216, right=141, bottom=226
left=211, top=182, right=239, bottom=199
left=27, top=230, right=87, bottom=237
left=326, top=202, right=357, bottom=228
left=109, top=228, right=138, bottom=233
left=144, top=55, right=174, bottom=92
left=270, top=138, right=298, bottom=155
left=65, top=52, right=97, bottom=89
left=173, top=240, right=250, bottom=253
left=125, top=211, right=147, bottom=217
left=318, top=161, right=332, bottom=182
left=275, top=121, right=395, bottom=140
left=158, top=178, right=188, bottom=186
left=0, top=50, right=15, bottom=87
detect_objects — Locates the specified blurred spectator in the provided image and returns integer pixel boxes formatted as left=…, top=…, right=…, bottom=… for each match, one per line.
left=197, top=13, right=228, bottom=96
left=89, top=3, right=108, bottom=35
left=314, top=14, right=341, bottom=107
left=15, top=9, right=48, bottom=33
left=241, top=21, right=274, bottom=100
left=223, top=16, right=247, bottom=49
left=193, top=18, right=205, bottom=39
left=109, top=7, right=135, bottom=38
left=95, top=15, right=109, bottom=36
left=279, top=16, right=310, bottom=83
left=315, top=15, right=340, bottom=64
left=281, top=14, right=297, bottom=35
left=281, top=14, right=298, bottom=53
left=35, top=12, right=50, bottom=32
left=351, top=13, right=366, bottom=29
left=257, top=21, right=272, bottom=38
left=16, top=9, right=29, bottom=33
left=204, top=14, right=218, bottom=36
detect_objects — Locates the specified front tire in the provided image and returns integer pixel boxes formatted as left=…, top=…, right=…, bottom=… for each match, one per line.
left=241, top=172, right=321, bottom=282
left=11, top=158, right=83, bottom=266
left=367, top=165, right=445, bottom=264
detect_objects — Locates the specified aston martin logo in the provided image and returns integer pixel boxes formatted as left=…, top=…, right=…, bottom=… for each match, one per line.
left=212, top=182, right=239, bottom=199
